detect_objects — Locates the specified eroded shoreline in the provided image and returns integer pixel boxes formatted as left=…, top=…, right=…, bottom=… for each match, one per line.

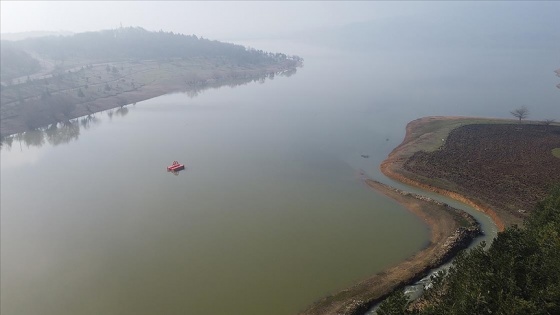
left=381, top=116, right=560, bottom=230
left=299, top=179, right=480, bottom=315
left=380, top=117, right=508, bottom=230
left=300, top=116, right=520, bottom=315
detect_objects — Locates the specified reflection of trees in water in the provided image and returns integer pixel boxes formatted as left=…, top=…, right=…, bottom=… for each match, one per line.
left=280, top=68, right=297, bottom=78
left=0, top=135, right=14, bottom=149
left=45, top=121, right=80, bottom=146
left=22, top=129, right=45, bottom=147
left=80, top=114, right=100, bottom=130
left=115, top=106, right=129, bottom=117
left=180, top=67, right=298, bottom=98
left=1, top=67, right=300, bottom=150
left=2, top=130, right=44, bottom=150
left=1, top=106, right=130, bottom=150
left=1, top=120, right=81, bottom=150
left=185, top=89, right=201, bottom=98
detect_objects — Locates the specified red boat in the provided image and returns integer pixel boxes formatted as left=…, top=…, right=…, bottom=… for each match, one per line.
left=167, top=161, right=185, bottom=172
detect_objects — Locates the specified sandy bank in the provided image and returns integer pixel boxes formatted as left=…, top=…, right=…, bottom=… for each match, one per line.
left=299, top=179, right=480, bottom=315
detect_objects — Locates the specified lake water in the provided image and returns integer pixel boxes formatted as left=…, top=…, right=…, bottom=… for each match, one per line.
left=1, top=39, right=558, bottom=315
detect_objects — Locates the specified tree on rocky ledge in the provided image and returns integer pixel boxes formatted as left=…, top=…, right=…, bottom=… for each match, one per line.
left=510, top=106, right=529, bottom=123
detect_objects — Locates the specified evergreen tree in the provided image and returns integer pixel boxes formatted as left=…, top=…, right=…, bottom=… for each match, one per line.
left=382, top=185, right=560, bottom=315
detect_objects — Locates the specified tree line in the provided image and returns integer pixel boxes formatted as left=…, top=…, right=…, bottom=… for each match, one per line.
left=378, top=184, right=560, bottom=315
left=1, top=27, right=302, bottom=81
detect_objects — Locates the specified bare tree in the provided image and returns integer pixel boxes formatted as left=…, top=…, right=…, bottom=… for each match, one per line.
left=542, top=119, right=555, bottom=131
left=511, top=106, right=529, bottom=123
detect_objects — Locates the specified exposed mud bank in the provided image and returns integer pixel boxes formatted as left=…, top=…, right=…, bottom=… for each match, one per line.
left=380, top=117, right=508, bottom=231
left=299, top=180, right=480, bottom=315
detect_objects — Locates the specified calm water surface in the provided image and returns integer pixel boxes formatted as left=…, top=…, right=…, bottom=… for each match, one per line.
left=1, top=40, right=557, bottom=315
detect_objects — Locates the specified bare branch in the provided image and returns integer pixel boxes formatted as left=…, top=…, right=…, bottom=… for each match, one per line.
left=510, top=106, right=529, bottom=123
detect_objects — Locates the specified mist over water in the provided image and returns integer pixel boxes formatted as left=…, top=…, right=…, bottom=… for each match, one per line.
left=1, top=44, right=430, bottom=315
left=2, top=3, right=559, bottom=314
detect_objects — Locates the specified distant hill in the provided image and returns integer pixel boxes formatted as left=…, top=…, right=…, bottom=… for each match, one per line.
left=287, top=3, right=560, bottom=52
left=0, top=27, right=302, bottom=136
left=0, top=41, right=41, bottom=82
left=0, top=30, right=73, bottom=41
left=1, top=27, right=301, bottom=82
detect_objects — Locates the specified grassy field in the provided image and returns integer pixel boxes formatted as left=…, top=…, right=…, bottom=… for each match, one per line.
left=553, top=148, right=560, bottom=158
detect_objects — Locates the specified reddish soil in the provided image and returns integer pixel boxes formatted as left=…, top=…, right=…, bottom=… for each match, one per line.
left=381, top=117, right=508, bottom=230
left=394, top=122, right=560, bottom=227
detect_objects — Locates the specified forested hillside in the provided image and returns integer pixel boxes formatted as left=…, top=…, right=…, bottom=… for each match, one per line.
left=1, top=27, right=301, bottom=82
left=0, top=27, right=302, bottom=136
left=378, top=185, right=560, bottom=315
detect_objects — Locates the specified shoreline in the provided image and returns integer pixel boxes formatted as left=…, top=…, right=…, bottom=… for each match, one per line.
left=299, top=179, right=480, bottom=315
left=379, top=115, right=560, bottom=230
left=380, top=116, right=509, bottom=231
left=301, top=116, right=517, bottom=315
left=1, top=60, right=300, bottom=137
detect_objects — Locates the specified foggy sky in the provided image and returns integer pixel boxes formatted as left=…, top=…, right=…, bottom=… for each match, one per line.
left=2, top=1, right=558, bottom=50
left=0, top=1, right=509, bottom=41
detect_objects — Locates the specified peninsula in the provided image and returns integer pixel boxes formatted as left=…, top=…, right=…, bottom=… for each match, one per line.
left=376, top=117, right=560, bottom=314
left=381, top=116, right=560, bottom=229
left=302, top=116, right=560, bottom=315
left=0, top=27, right=302, bottom=137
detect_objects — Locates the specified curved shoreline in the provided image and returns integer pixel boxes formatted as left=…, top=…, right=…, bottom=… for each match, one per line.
left=380, top=159, right=505, bottom=232
left=299, top=179, right=480, bottom=315
left=300, top=116, right=512, bottom=315
left=381, top=116, right=507, bottom=231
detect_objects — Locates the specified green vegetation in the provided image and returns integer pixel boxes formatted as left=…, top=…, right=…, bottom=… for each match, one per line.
left=553, top=148, right=560, bottom=158
left=378, top=185, right=560, bottom=314
left=1, top=27, right=302, bottom=136
left=377, top=290, right=410, bottom=315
